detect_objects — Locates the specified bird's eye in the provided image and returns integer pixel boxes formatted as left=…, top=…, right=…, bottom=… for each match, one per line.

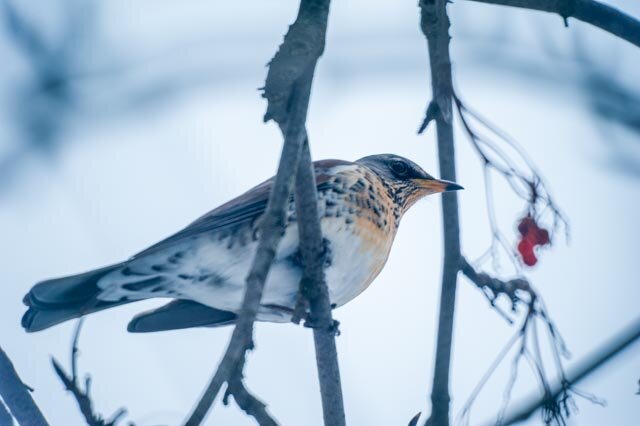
left=390, top=160, right=409, bottom=176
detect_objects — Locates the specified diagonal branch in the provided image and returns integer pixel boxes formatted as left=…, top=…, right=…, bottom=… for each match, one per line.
left=183, top=1, right=332, bottom=424
left=182, top=75, right=308, bottom=426
left=0, top=345, right=49, bottom=426
left=419, top=1, right=461, bottom=425
left=464, top=0, right=640, bottom=47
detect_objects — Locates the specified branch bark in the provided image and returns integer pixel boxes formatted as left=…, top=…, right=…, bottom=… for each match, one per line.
left=464, top=0, right=640, bottom=47
left=500, top=315, right=640, bottom=425
left=0, top=346, right=49, bottom=426
left=419, top=1, right=461, bottom=425
left=184, top=1, right=332, bottom=424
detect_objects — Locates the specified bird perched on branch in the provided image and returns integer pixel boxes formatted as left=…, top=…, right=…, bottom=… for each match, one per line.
left=22, top=154, right=462, bottom=333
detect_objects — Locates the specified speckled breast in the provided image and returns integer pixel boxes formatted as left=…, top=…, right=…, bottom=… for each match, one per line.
left=313, top=165, right=400, bottom=307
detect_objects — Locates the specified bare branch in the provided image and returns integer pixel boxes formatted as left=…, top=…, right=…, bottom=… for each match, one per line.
left=0, top=345, right=49, bottom=426
left=419, top=1, right=461, bottom=425
left=52, top=320, right=128, bottom=426
left=458, top=260, right=609, bottom=426
left=460, top=257, right=534, bottom=322
left=464, top=0, right=640, bottom=47
left=183, top=1, right=331, bottom=424
left=500, top=316, right=640, bottom=425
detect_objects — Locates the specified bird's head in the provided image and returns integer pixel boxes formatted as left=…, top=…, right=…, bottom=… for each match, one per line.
left=356, top=153, right=463, bottom=212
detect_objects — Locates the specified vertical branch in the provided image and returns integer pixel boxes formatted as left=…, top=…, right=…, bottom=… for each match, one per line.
left=294, top=140, right=346, bottom=426
left=0, top=346, right=49, bottom=426
left=419, top=1, right=461, bottom=425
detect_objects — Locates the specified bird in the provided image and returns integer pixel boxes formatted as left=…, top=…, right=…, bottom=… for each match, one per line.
left=22, top=154, right=462, bottom=333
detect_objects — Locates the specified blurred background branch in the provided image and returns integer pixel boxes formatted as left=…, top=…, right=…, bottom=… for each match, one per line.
left=501, top=315, right=640, bottom=424
left=464, top=0, right=640, bottom=47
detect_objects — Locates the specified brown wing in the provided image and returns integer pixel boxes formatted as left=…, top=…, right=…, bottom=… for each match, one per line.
left=133, top=159, right=353, bottom=258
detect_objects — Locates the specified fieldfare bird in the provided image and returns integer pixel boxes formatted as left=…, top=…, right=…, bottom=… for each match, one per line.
left=22, top=154, right=462, bottom=333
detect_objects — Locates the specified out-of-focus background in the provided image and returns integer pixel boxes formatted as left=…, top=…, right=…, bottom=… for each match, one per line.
left=1, top=1, right=639, bottom=425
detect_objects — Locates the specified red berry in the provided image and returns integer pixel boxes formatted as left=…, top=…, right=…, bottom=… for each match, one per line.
left=517, top=239, right=538, bottom=266
left=522, top=252, right=537, bottom=266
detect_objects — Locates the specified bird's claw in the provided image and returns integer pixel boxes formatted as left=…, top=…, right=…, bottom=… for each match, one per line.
left=303, top=318, right=341, bottom=336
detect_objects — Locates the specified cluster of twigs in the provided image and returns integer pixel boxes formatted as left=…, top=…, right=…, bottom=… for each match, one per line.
left=458, top=259, right=605, bottom=426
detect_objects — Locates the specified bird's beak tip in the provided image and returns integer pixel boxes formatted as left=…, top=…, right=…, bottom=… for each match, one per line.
left=446, top=182, right=464, bottom=191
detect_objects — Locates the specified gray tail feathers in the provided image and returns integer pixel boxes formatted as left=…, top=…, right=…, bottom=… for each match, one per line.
left=127, top=299, right=236, bottom=333
left=22, top=263, right=129, bottom=332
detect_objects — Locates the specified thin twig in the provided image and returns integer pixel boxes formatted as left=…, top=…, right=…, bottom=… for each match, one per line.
left=0, top=345, right=49, bottom=426
left=419, top=1, right=461, bottom=425
left=464, top=0, right=640, bottom=47
left=52, top=319, right=127, bottom=426
left=500, top=316, right=640, bottom=425
left=183, top=1, right=331, bottom=424
left=454, top=95, right=568, bottom=273
left=459, top=259, right=608, bottom=426
left=460, top=257, right=534, bottom=319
